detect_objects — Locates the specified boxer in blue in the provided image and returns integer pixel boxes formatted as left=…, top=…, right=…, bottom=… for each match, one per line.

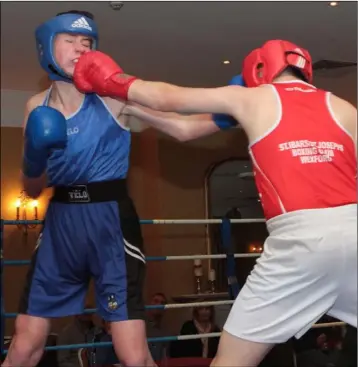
left=4, top=10, right=241, bottom=367
left=5, top=10, right=155, bottom=367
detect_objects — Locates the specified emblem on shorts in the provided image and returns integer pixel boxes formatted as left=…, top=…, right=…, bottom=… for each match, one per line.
left=108, top=295, right=119, bottom=310
left=68, top=185, right=91, bottom=203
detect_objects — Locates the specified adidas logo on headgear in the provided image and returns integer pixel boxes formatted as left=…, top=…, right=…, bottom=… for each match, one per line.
left=71, top=17, right=92, bottom=31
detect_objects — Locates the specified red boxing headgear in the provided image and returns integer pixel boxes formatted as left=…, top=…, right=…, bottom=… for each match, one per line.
left=242, top=40, right=313, bottom=87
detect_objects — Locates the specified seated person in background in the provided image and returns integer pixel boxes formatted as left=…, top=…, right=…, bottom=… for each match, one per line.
left=337, top=325, right=357, bottom=367
left=90, top=292, right=169, bottom=366
left=57, top=306, right=95, bottom=367
left=90, top=320, right=120, bottom=366
left=170, top=306, right=220, bottom=359
left=296, top=329, right=343, bottom=367
left=146, top=292, right=168, bottom=362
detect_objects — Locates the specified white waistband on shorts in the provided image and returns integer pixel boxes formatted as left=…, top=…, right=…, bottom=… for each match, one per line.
left=266, top=204, right=357, bottom=236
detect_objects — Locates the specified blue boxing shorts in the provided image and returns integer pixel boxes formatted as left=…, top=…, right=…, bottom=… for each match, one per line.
left=18, top=179, right=146, bottom=321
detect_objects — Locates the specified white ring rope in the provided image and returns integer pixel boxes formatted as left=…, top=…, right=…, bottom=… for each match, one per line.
left=310, top=321, right=346, bottom=329
left=3, top=252, right=261, bottom=267
left=164, top=300, right=234, bottom=309
left=150, top=219, right=265, bottom=224
left=165, top=253, right=260, bottom=260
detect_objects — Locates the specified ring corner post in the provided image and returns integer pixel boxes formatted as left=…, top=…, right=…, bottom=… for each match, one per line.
left=220, top=218, right=240, bottom=300
left=0, top=219, right=5, bottom=358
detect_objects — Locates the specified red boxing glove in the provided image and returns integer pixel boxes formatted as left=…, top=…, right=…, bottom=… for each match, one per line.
left=73, top=51, right=138, bottom=100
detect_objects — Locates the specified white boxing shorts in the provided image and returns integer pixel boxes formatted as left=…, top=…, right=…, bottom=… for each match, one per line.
left=224, top=204, right=357, bottom=344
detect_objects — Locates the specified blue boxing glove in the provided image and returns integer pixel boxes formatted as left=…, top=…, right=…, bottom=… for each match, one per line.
left=22, top=106, right=67, bottom=178
left=228, top=74, right=245, bottom=86
left=212, top=74, right=246, bottom=130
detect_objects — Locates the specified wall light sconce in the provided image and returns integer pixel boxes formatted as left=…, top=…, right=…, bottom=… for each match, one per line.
left=15, top=190, right=38, bottom=235
left=248, top=243, right=263, bottom=253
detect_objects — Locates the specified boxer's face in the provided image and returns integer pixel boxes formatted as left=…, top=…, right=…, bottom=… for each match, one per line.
left=54, top=33, right=92, bottom=76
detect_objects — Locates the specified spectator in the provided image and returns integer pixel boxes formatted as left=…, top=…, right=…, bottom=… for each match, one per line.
left=91, top=320, right=119, bottom=366
left=296, top=331, right=343, bottom=367
left=92, top=292, right=170, bottom=366
left=337, top=325, right=357, bottom=367
left=57, top=306, right=95, bottom=367
left=170, top=305, right=220, bottom=358
left=146, top=292, right=168, bottom=362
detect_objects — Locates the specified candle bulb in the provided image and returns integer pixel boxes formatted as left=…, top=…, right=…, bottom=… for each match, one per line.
left=193, top=259, right=203, bottom=277
left=31, top=200, right=38, bottom=219
left=209, top=269, right=216, bottom=281
left=208, top=269, right=216, bottom=293
left=194, top=267, right=203, bottom=277
left=193, top=258, right=203, bottom=294
left=15, top=200, right=21, bottom=219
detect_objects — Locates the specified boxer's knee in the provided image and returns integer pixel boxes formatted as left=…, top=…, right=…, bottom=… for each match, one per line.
left=4, top=314, right=50, bottom=366
left=5, top=337, right=44, bottom=366
left=120, top=352, right=149, bottom=367
left=113, top=340, right=149, bottom=367
left=111, top=319, right=150, bottom=367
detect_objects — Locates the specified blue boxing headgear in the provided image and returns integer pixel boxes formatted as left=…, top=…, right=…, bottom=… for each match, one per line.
left=35, top=13, right=98, bottom=82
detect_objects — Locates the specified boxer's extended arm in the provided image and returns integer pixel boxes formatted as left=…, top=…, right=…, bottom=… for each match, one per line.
left=125, top=103, right=226, bottom=141
left=73, top=50, right=252, bottom=126
left=128, top=81, right=248, bottom=116
left=127, top=82, right=272, bottom=136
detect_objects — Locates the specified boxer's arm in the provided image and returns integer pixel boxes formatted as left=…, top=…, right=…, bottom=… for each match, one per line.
left=127, top=81, right=252, bottom=120
left=73, top=51, right=251, bottom=125
left=125, top=103, right=226, bottom=141
left=21, top=96, right=48, bottom=199
left=74, top=52, right=247, bottom=119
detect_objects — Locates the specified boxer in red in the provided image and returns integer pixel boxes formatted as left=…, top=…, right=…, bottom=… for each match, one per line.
left=73, top=40, right=357, bottom=367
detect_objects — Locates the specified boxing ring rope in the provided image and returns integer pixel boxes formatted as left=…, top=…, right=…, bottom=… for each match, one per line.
left=3, top=300, right=236, bottom=319
left=0, top=218, right=346, bottom=357
left=2, top=324, right=348, bottom=354
left=3, top=219, right=266, bottom=225
left=3, top=253, right=260, bottom=266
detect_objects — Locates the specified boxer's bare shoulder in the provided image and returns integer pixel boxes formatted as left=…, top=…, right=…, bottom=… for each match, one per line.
left=28, top=90, right=48, bottom=108
left=101, top=96, right=126, bottom=117
left=23, top=90, right=49, bottom=129
left=99, top=96, right=131, bottom=127
left=327, top=93, right=357, bottom=143
left=229, top=84, right=281, bottom=143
